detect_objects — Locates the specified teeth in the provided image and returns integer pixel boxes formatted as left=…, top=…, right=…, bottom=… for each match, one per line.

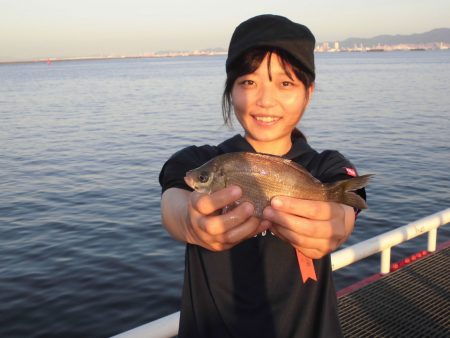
left=255, top=116, right=279, bottom=122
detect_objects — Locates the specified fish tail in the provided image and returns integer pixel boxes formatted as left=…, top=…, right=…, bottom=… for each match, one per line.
left=327, top=174, right=373, bottom=209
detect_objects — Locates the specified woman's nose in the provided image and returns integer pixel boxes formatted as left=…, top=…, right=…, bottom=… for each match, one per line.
left=256, top=84, right=276, bottom=107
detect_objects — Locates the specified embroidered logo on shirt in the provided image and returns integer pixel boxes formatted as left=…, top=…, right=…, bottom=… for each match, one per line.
left=344, top=167, right=356, bottom=177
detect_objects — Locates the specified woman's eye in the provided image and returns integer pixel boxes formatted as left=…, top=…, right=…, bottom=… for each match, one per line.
left=241, top=80, right=255, bottom=86
left=282, top=81, right=293, bottom=87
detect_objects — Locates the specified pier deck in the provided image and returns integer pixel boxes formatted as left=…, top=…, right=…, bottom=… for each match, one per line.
left=338, top=245, right=450, bottom=337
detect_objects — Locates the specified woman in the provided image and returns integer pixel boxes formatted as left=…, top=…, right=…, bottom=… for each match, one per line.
left=159, top=14, right=366, bottom=338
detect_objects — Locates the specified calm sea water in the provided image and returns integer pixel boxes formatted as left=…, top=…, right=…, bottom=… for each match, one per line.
left=1, top=52, right=449, bottom=337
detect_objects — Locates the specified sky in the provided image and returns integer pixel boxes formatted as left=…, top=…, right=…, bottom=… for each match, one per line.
left=1, top=0, right=449, bottom=61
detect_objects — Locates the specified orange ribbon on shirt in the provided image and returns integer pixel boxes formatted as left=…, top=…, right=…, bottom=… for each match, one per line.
left=296, top=249, right=317, bottom=283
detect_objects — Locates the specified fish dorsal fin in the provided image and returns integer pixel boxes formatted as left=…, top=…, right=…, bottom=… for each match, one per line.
left=227, top=152, right=320, bottom=183
left=253, top=152, right=315, bottom=174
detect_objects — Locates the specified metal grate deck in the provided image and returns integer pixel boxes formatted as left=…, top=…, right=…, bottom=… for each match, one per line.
left=338, top=246, right=450, bottom=337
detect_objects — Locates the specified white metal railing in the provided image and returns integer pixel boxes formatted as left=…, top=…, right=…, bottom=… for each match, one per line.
left=112, top=312, right=180, bottom=338
left=112, top=208, right=450, bottom=338
left=331, top=207, right=450, bottom=273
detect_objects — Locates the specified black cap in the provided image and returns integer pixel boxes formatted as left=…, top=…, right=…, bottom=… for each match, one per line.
left=226, top=14, right=316, bottom=80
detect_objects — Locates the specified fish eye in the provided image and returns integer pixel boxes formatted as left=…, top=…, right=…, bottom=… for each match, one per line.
left=198, top=171, right=209, bottom=183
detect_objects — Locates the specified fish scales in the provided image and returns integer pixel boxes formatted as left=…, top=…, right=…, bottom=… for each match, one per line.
left=221, top=153, right=326, bottom=200
left=223, top=157, right=325, bottom=215
left=227, top=173, right=298, bottom=216
left=184, top=152, right=372, bottom=217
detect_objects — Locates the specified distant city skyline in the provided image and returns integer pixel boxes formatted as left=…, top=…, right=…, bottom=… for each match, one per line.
left=1, top=0, right=449, bottom=62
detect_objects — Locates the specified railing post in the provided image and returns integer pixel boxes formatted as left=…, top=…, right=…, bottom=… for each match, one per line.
left=428, top=228, right=437, bottom=252
left=380, top=247, right=391, bottom=274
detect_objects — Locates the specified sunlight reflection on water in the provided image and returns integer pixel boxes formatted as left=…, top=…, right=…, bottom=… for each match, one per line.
left=0, top=52, right=449, bottom=336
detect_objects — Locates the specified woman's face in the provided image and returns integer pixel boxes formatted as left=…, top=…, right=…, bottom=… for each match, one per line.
left=231, top=53, right=314, bottom=155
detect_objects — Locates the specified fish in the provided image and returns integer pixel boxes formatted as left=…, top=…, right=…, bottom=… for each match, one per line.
left=184, top=152, right=372, bottom=217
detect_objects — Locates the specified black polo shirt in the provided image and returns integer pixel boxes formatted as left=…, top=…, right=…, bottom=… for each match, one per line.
left=159, top=134, right=365, bottom=338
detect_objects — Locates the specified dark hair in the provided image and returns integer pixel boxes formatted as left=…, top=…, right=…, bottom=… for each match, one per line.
left=221, top=47, right=315, bottom=140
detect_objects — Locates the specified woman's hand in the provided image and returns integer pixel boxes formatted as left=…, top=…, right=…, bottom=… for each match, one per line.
left=262, top=197, right=355, bottom=259
left=161, top=186, right=269, bottom=251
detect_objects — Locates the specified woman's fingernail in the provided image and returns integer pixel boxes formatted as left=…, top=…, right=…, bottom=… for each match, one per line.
left=244, top=202, right=254, bottom=215
left=272, top=197, right=283, bottom=208
left=230, top=186, right=241, bottom=197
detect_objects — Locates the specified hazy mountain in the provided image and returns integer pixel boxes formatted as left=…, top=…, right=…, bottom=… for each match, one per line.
left=339, top=28, right=450, bottom=48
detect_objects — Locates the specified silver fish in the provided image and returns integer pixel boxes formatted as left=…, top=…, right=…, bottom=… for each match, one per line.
left=184, top=152, right=372, bottom=217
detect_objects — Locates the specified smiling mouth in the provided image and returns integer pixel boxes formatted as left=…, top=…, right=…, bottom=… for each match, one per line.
left=254, top=116, right=281, bottom=123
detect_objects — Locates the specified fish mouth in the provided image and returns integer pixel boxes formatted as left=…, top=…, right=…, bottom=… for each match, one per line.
left=184, top=175, right=196, bottom=190
left=252, top=115, right=281, bottom=125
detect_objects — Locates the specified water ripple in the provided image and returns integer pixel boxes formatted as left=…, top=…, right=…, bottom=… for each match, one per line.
left=1, top=53, right=449, bottom=337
